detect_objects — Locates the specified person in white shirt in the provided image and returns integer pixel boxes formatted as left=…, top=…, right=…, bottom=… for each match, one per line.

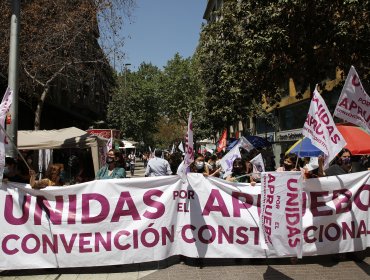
left=128, top=151, right=136, bottom=176
left=145, top=150, right=172, bottom=177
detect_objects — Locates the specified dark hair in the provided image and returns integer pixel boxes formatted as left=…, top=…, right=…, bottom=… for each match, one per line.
left=338, top=148, right=352, bottom=158
left=5, top=157, right=16, bottom=165
left=285, top=153, right=298, bottom=163
left=335, top=148, right=352, bottom=165
left=155, top=149, right=162, bottom=157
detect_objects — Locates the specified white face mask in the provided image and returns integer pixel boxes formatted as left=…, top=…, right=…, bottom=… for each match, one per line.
left=195, top=162, right=204, bottom=170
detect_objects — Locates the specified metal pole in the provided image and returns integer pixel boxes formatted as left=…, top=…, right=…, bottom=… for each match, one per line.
left=7, top=0, right=20, bottom=158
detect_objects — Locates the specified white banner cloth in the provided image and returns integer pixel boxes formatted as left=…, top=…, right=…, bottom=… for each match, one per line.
left=302, top=87, right=346, bottom=169
left=260, top=172, right=303, bottom=258
left=1, top=172, right=370, bottom=269
left=334, top=66, right=370, bottom=133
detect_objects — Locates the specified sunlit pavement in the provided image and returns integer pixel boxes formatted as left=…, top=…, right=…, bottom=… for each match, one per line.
left=1, top=251, right=370, bottom=280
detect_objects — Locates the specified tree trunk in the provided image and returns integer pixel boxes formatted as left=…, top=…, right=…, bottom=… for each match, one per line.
left=34, top=86, right=49, bottom=130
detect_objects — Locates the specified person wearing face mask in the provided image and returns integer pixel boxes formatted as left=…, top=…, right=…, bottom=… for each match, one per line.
left=276, top=153, right=301, bottom=172
left=226, top=158, right=248, bottom=183
left=318, top=148, right=352, bottom=177
left=95, top=149, right=126, bottom=179
left=189, top=154, right=209, bottom=176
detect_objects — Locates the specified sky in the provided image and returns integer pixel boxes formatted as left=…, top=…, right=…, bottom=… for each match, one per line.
left=120, top=0, right=207, bottom=71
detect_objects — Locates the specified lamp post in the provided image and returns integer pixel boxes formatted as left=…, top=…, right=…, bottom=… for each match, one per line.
left=7, top=0, right=20, bottom=158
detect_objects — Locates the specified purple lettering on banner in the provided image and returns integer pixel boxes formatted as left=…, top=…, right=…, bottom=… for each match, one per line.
left=310, top=191, right=333, bottom=216
left=111, top=192, right=140, bottom=222
left=21, top=234, right=40, bottom=254
left=357, top=220, right=367, bottom=238
left=342, top=221, right=355, bottom=239
left=333, top=189, right=352, bottom=214
left=353, top=185, right=370, bottom=211
left=181, top=224, right=196, bottom=243
left=235, top=227, right=248, bottom=244
left=79, top=233, right=93, bottom=253
left=198, top=225, right=216, bottom=244
left=143, top=190, right=165, bottom=219
left=141, top=226, right=160, bottom=248
left=42, top=234, right=58, bottom=253
left=34, top=196, right=64, bottom=225
left=81, top=193, right=110, bottom=224
left=218, top=226, right=234, bottom=244
left=324, top=223, right=341, bottom=241
left=161, top=226, right=175, bottom=245
left=95, top=232, right=112, bottom=252
left=68, top=194, right=77, bottom=224
left=4, top=194, right=31, bottom=225
left=2, top=234, right=20, bottom=255
left=114, top=230, right=131, bottom=250
left=202, top=189, right=230, bottom=217
left=60, top=234, right=77, bottom=253
left=231, top=192, right=253, bottom=217
left=304, top=226, right=317, bottom=243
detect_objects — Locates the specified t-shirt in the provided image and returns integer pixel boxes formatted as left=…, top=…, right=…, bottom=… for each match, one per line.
left=128, top=154, right=136, bottom=164
left=324, top=164, right=348, bottom=176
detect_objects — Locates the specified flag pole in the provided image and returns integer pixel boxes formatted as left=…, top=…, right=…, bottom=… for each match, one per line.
left=0, top=124, right=31, bottom=170
left=295, top=138, right=303, bottom=169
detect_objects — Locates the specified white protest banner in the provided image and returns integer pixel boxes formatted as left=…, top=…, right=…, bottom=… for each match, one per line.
left=2, top=171, right=370, bottom=270
left=302, top=87, right=346, bottom=169
left=260, top=171, right=303, bottom=258
left=334, top=66, right=370, bottom=133
left=0, top=87, right=13, bottom=180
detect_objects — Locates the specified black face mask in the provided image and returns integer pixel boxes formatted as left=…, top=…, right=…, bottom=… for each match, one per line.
left=106, top=157, right=115, bottom=164
left=284, top=163, right=294, bottom=171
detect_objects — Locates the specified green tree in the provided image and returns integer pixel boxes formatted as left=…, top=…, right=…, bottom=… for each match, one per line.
left=160, top=53, right=211, bottom=140
left=197, top=0, right=370, bottom=130
left=107, top=63, right=162, bottom=146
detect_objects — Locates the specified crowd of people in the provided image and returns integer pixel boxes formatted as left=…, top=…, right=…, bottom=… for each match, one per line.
left=3, top=146, right=370, bottom=192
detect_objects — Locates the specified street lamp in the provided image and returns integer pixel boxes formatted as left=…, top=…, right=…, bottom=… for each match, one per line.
left=7, top=0, right=20, bottom=158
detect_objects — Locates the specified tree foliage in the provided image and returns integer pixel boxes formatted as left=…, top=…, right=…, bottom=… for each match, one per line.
left=107, top=63, right=162, bottom=146
left=197, top=0, right=370, bottom=130
left=0, top=0, right=135, bottom=129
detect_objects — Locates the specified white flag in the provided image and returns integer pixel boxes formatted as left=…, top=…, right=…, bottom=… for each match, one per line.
left=240, top=136, right=254, bottom=152
left=184, top=113, right=194, bottom=167
left=106, top=137, right=113, bottom=151
left=260, top=171, right=303, bottom=258
left=177, top=113, right=194, bottom=177
left=302, top=86, right=346, bottom=169
left=220, top=137, right=254, bottom=178
left=178, top=141, right=184, bottom=153
left=170, top=144, right=175, bottom=154
left=250, top=153, right=265, bottom=173
left=220, top=141, right=242, bottom=178
left=334, top=66, right=370, bottom=133
left=0, top=87, right=13, bottom=180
